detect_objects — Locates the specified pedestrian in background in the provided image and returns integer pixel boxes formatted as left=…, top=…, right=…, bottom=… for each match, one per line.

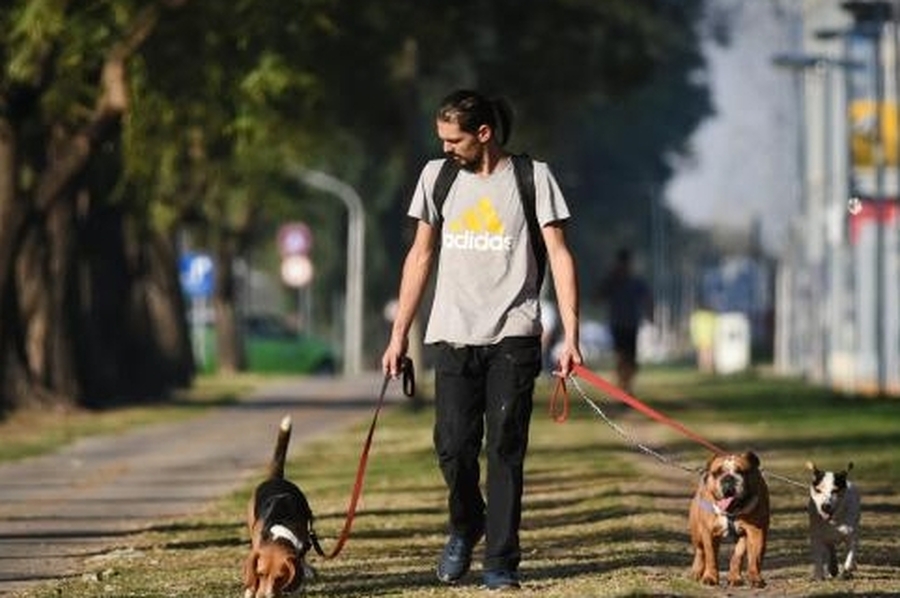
left=690, top=306, right=717, bottom=373
left=381, top=89, right=582, bottom=591
left=597, top=247, right=653, bottom=393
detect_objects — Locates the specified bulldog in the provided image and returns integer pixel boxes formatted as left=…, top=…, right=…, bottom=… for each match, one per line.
left=688, top=451, right=770, bottom=588
left=807, top=461, right=860, bottom=580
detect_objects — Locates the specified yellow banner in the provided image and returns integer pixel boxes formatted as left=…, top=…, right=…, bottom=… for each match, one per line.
left=850, top=100, right=899, bottom=167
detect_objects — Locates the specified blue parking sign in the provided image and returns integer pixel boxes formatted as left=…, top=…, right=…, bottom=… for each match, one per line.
left=179, top=252, right=215, bottom=298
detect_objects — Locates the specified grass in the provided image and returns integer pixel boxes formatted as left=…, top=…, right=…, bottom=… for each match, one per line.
left=10, top=366, right=900, bottom=597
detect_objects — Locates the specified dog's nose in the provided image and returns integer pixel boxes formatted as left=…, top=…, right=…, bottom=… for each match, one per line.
left=721, top=475, right=737, bottom=496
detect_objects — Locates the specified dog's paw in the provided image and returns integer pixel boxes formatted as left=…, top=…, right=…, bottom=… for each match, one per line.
left=749, top=576, right=767, bottom=588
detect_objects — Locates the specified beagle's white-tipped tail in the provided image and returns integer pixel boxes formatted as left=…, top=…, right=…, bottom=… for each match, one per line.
left=268, top=415, right=293, bottom=480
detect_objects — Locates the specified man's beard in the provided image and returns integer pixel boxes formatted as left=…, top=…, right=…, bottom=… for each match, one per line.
left=446, top=150, right=481, bottom=172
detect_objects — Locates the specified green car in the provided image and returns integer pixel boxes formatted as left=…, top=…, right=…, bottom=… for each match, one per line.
left=198, top=314, right=337, bottom=375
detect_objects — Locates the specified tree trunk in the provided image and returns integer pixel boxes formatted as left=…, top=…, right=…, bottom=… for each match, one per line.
left=213, top=234, right=245, bottom=374
left=75, top=205, right=194, bottom=405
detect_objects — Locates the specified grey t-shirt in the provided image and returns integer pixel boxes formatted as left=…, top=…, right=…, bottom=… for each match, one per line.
left=408, top=157, right=571, bottom=345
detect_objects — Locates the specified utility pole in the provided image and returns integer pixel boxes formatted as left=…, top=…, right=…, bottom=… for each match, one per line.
left=842, top=0, right=892, bottom=394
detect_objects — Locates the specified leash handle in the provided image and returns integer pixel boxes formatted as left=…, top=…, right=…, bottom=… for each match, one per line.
left=400, top=356, right=415, bottom=397
left=312, top=358, right=415, bottom=560
left=549, top=375, right=570, bottom=423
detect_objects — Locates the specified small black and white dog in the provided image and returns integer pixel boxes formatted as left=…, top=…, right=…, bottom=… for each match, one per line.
left=806, top=461, right=860, bottom=580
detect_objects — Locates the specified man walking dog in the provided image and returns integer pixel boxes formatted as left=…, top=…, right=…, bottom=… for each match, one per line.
left=382, top=89, right=582, bottom=590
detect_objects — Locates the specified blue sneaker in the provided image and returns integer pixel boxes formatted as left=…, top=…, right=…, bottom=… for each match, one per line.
left=436, top=529, right=483, bottom=584
left=483, top=569, right=520, bottom=591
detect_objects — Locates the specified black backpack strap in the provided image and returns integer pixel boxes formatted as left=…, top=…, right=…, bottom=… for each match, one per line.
left=432, top=158, right=460, bottom=223
left=510, top=154, right=546, bottom=287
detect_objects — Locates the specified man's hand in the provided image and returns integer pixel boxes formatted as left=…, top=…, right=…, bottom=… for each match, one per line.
left=381, top=336, right=409, bottom=379
left=554, top=341, right=583, bottom=378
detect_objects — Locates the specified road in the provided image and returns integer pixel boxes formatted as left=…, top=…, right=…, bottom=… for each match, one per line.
left=0, top=373, right=402, bottom=596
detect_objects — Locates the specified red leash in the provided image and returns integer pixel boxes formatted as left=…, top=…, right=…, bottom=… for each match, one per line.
left=552, top=363, right=725, bottom=455
left=311, top=358, right=415, bottom=559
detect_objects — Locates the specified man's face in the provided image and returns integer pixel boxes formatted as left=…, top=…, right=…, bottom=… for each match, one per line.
left=437, top=120, right=486, bottom=172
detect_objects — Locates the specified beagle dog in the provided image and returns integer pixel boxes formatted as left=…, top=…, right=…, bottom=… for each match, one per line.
left=243, top=416, right=316, bottom=598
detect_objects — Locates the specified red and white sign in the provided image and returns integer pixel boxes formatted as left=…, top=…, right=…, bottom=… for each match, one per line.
left=849, top=198, right=898, bottom=244
left=277, top=222, right=313, bottom=257
left=281, top=254, right=314, bottom=288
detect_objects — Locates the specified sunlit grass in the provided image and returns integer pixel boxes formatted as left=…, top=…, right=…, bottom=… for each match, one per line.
left=16, top=366, right=900, bottom=597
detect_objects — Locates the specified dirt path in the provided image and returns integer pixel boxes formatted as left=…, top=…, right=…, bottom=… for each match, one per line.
left=0, top=373, right=401, bottom=596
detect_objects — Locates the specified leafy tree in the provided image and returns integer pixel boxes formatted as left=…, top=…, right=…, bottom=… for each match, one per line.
left=0, top=0, right=193, bottom=411
left=0, top=0, right=716, bottom=411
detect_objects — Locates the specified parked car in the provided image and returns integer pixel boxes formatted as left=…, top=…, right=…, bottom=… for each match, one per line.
left=199, top=314, right=337, bottom=375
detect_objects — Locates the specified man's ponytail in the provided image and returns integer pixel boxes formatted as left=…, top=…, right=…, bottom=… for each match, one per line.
left=491, top=97, right=514, bottom=146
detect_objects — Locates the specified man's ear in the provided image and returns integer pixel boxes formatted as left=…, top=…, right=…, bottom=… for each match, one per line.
left=477, top=123, right=492, bottom=143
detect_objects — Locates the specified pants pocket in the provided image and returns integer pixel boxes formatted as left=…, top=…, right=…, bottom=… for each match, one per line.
left=434, top=342, right=470, bottom=376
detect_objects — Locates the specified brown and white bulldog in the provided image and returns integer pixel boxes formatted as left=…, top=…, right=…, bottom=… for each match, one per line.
left=688, top=451, right=770, bottom=588
left=243, top=416, right=317, bottom=598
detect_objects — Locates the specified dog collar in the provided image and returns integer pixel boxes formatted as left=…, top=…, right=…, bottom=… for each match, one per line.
left=269, top=524, right=302, bottom=552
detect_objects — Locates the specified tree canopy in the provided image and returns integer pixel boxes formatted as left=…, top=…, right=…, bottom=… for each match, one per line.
left=0, top=0, right=714, bottom=411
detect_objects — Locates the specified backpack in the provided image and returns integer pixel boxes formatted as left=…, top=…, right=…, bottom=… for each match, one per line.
left=432, top=154, right=547, bottom=287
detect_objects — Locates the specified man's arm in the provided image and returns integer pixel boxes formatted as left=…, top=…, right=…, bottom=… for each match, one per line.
left=382, top=220, right=438, bottom=378
left=542, top=222, right=582, bottom=376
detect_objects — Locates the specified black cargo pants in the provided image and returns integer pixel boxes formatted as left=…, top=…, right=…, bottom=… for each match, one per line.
left=432, top=336, right=542, bottom=573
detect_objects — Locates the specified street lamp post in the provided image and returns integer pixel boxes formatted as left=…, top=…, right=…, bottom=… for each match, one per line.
left=290, top=166, right=365, bottom=376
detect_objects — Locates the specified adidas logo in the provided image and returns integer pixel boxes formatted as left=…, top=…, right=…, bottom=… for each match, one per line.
left=443, top=198, right=514, bottom=252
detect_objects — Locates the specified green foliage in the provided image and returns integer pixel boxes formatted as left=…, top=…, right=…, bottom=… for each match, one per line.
left=2, top=0, right=718, bottom=368
left=5, top=0, right=66, bottom=84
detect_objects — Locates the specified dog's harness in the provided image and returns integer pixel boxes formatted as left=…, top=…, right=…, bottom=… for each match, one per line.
left=697, top=498, right=744, bottom=540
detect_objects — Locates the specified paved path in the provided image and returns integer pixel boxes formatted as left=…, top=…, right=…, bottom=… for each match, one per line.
left=0, top=373, right=402, bottom=596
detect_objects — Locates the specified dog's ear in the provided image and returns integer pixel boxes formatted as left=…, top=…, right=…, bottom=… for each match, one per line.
left=846, top=461, right=854, bottom=473
left=806, top=460, right=823, bottom=479
left=282, top=556, right=302, bottom=593
left=242, top=551, right=259, bottom=591
left=745, top=451, right=760, bottom=470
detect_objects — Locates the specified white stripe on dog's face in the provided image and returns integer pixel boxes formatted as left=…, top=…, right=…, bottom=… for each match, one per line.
left=810, top=470, right=846, bottom=519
